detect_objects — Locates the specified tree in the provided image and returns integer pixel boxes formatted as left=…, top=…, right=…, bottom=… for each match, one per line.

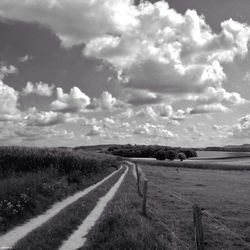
left=166, top=150, right=177, bottom=160
left=154, top=150, right=167, bottom=160
left=181, top=149, right=197, bottom=158
left=178, top=152, right=186, bottom=161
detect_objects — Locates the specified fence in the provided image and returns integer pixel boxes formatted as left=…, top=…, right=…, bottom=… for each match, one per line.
left=126, top=161, right=250, bottom=250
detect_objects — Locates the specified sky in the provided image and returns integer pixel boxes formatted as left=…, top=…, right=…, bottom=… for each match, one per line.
left=1, top=0, right=250, bottom=147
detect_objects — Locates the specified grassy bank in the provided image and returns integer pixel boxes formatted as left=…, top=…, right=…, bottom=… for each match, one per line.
left=0, top=146, right=119, bottom=234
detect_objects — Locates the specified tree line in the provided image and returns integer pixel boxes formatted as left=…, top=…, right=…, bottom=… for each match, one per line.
left=107, top=144, right=197, bottom=161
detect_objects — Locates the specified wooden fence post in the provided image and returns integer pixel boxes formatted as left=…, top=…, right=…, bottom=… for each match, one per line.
left=193, top=204, right=204, bottom=250
left=142, top=179, right=148, bottom=216
left=135, top=164, right=142, bottom=197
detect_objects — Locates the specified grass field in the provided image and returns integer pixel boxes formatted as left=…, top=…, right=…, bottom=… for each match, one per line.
left=138, top=162, right=250, bottom=250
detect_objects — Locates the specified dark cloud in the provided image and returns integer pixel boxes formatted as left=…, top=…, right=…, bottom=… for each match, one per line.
left=0, top=19, right=118, bottom=99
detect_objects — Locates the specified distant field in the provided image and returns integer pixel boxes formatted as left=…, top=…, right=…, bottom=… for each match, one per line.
left=195, top=150, right=250, bottom=159
left=189, top=150, right=250, bottom=166
left=140, top=163, right=250, bottom=250
left=132, top=150, right=250, bottom=168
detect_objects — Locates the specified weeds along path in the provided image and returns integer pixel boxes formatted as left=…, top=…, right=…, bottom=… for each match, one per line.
left=0, top=166, right=122, bottom=249
left=58, top=166, right=129, bottom=250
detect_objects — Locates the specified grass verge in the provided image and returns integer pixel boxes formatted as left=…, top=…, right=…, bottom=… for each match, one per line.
left=12, top=167, right=126, bottom=250
left=82, top=166, right=172, bottom=250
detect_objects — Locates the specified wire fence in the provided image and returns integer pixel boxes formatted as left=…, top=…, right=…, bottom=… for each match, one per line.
left=128, top=161, right=250, bottom=250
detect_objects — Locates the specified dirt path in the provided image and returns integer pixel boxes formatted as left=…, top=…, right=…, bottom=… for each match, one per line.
left=0, top=167, right=122, bottom=249
left=58, top=166, right=129, bottom=250
left=124, top=161, right=136, bottom=178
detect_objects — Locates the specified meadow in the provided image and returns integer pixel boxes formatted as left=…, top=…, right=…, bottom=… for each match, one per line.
left=0, top=146, right=119, bottom=234
left=136, top=161, right=250, bottom=249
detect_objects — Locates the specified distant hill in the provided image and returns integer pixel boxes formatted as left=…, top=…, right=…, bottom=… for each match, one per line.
left=204, top=144, right=250, bottom=152
left=224, top=144, right=250, bottom=148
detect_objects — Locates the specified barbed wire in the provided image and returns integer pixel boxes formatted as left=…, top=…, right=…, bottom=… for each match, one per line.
left=152, top=184, right=193, bottom=206
left=203, top=210, right=250, bottom=249
left=131, top=161, right=250, bottom=249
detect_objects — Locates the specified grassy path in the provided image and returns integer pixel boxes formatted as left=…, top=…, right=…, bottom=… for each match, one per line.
left=11, top=166, right=126, bottom=250
left=82, top=162, right=171, bottom=250
left=59, top=166, right=128, bottom=250
left=0, top=166, right=122, bottom=250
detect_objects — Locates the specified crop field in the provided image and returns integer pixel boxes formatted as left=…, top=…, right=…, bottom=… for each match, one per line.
left=138, top=162, right=250, bottom=250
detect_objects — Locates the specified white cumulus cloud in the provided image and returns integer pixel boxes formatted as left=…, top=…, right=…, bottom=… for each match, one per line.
left=0, top=64, right=18, bottom=80
left=0, top=80, right=20, bottom=121
left=24, top=108, right=65, bottom=127
left=22, top=81, right=55, bottom=96
left=51, top=87, right=90, bottom=113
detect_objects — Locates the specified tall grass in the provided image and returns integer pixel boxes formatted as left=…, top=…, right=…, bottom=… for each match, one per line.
left=0, top=146, right=120, bottom=233
left=0, top=146, right=118, bottom=178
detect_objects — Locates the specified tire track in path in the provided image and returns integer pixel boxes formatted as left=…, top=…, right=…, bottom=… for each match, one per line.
left=59, top=166, right=129, bottom=250
left=0, top=167, right=122, bottom=249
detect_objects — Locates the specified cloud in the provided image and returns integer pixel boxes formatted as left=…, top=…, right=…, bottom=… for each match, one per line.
left=135, top=106, right=158, bottom=120
left=212, top=124, right=231, bottom=131
left=117, top=108, right=134, bottom=119
left=87, top=91, right=120, bottom=110
left=84, top=2, right=250, bottom=97
left=18, top=54, right=33, bottom=63
left=243, top=72, right=250, bottom=83
left=186, top=87, right=246, bottom=114
left=0, top=80, right=21, bottom=121
left=185, top=125, right=204, bottom=137
left=232, top=114, right=250, bottom=138
left=153, top=104, right=174, bottom=117
left=0, top=0, right=137, bottom=47
left=188, top=87, right=246, bottom=106
left=189, top=103, right=229, bottom=114
left=125, top=89, right=162, bottom=106
left=0, top=64, right=18, bottom=80
left=22, top=81, right=55, bottom=96
left=135, top=104, right=187, bottom=122
left=86, top=125, right=105, bottom=137
left=133, top=122, right=176, bottom=139
left=51, top=87, right=90, bottom=113
left=1, top=1, right=249, bottom=108
left=24, top=108, right=65, bottom=127
left=15, top=126, right=74, bottom=142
